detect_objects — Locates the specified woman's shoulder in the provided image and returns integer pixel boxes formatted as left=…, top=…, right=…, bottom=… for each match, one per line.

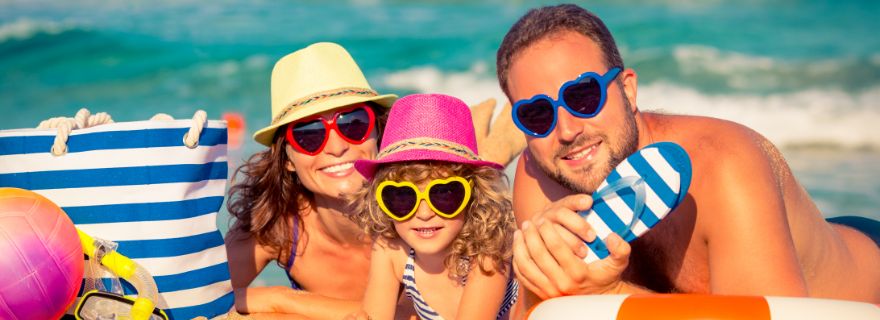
left=224, top=226, right=279, bottom=266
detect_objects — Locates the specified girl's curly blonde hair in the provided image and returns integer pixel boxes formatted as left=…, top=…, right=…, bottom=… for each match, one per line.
left=350, top=161, right=515, bottom=280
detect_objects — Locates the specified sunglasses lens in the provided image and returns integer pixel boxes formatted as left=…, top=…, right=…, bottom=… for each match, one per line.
left=381, top=185, right=418, bottom=219
left=562, top=76, right=602, bottom=116
left=516, top=98, right=555, bottom=135
left=291, top=120, right=326, bottom=153
left=428, top=180, right=467, bottom=215
left=336, top=107, right=372, bottom=142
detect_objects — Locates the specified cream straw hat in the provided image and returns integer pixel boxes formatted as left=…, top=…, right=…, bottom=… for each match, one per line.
left=253, top=42, right=397, bottom=146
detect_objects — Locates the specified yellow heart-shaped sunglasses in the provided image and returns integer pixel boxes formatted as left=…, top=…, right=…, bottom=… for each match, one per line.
left=375, top=176, right=472, bottom=222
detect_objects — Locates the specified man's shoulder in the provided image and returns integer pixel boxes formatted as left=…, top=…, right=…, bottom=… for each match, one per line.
left=645, top=113, right=783, bottom=189
left=644, top=114, right=792, bottom=241
left=647, top=113, right=769, bottom=160
left=647, top=113, right=755, bottom=141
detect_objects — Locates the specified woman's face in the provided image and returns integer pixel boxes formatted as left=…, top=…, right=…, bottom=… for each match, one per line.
left=284, top=104, right=379, bottom=201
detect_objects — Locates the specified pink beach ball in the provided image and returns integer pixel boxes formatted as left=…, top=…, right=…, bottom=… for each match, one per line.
left=0, top=188, right=84, bottom=319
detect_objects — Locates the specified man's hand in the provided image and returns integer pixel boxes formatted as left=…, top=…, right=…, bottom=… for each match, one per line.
left=512, top=194, right=632, bottom=299
left=471, top=98, right=526, bottom=167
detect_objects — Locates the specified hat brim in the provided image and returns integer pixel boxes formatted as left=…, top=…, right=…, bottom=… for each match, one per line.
left=354, top=149, right=504, bottom=181
left=253, top=93, right=397, bottom=146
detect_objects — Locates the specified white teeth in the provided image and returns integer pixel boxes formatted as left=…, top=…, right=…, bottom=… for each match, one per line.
left=415, top=227, right=440, bottom=236
left=568, top=145, right=596, bottom=160
left=321, top=162, right=353, bottom=173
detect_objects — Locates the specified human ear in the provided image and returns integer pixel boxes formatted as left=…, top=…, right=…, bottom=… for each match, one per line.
left=621, top=68, right=639, bottom=113
left=282, top=144, right=297, bottom=172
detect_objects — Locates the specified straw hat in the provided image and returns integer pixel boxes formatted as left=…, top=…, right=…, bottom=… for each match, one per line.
left=253, top=42, right=398, bottom=146
left=355, top=94, right=503, bottom=180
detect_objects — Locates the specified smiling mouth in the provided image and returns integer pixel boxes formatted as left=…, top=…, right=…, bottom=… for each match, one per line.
left=562, top=141, right=600, bottom=161
left=413, top=227, right=443, bottom=237
left=319, top=162, right=354, bottom=174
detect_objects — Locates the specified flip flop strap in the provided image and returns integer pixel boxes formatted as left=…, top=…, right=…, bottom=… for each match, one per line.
left=593, top=176, right=646, bottom=240
left=581, top=176, right=647, bottom=262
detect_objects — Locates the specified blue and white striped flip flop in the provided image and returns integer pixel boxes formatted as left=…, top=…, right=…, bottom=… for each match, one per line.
left=579, top=141, right=692, bottom=263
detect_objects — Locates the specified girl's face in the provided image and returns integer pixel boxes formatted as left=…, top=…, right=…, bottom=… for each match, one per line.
left=392, top=178, right=467, bottom=256
left=284, top=104, right=379, bottom=201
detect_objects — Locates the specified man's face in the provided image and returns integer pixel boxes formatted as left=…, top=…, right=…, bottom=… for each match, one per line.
left=507, top=31, right=639, bottom=194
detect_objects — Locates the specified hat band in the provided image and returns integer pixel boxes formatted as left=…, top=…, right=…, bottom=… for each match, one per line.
left=378, top=138, right=481, bottom=161
left=271, top=87, right=378, bottom=125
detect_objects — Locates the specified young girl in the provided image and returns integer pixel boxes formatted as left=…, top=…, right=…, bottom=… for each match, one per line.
left=350, top=93, right=518, bottom=320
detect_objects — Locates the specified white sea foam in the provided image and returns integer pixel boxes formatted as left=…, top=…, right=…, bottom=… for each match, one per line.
left=673, top=44, right=777, bottom=74
left=668, top=45, right=873, bottom=91
left=640, top=82, right=880, bottom=149
left=380, top=65, right=880, bottom=150
left=0, top=18, right=77, bottom=42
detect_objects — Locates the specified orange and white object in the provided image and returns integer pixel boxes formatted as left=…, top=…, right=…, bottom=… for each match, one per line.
left=223, top=112, right=246, bottom=150
left=527, top=294, right=880, bottom=320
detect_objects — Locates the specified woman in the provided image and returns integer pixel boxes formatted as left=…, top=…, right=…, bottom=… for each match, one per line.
left=226, top=42, right=524, bottom=319
left=225, top=42, right=401, bottom=319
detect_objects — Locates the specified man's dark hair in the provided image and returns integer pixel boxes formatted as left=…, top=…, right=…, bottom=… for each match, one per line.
left=496, top=4, right=624, bottom=100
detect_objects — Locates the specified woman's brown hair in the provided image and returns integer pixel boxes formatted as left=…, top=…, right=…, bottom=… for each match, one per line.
left=228, top=103, right=387, bottom=267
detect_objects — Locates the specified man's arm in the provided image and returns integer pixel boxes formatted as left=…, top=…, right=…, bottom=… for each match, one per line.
left=700, top=130, right=808, bottom=296
left=511, top=152, right=649, bottom=307
left=510, top=127, right=810, bottom=301
left=512, top=150, right=571, bottom=224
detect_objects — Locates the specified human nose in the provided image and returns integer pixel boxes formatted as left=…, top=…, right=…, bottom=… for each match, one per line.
left=322, top=125, right=350, bottom=157
left=414, top=197, right=435, bottom=221
left=554, top=106, right=584, bottom=143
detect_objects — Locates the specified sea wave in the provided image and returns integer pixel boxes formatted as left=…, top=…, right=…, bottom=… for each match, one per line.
left=670, top=44, right=866, bottom=84
left=672, top=45, right=776, bottom=74
left=379, top=65, right=880, bottom=150
left=639, top=82, right=880, bottom=150
left=0, top=18, right=80, bottom=43
left=625, top=44, right=880, bottom=94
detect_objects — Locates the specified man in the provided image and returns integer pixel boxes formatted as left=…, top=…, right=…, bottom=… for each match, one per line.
left=497, top=4, right=880, bottom=307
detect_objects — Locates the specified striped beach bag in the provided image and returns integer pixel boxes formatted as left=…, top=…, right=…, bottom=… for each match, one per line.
left=0, top=111, right=234, bottom=319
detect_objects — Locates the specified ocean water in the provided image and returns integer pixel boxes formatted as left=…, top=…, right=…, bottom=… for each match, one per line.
left=1, top=0, right=878, bottom=286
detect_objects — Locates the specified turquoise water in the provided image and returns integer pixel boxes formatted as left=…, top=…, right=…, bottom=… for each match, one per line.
left=2, top=0, right=878, bottom=286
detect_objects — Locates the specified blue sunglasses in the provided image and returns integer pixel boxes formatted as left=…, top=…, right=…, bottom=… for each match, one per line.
left=512, top=67, right=622, bottom=137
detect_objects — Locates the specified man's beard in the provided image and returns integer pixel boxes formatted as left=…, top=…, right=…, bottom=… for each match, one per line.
left=534, top=98, right=639, bottom=195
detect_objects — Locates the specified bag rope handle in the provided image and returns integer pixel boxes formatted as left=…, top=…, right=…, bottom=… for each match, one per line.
left=37, top=108, right=207, bottom=156
left=183, top=110, right=207, bottom=149
left=152, top=110, right=207, bottom=148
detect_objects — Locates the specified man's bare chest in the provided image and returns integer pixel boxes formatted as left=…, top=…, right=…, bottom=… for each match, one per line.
left=623, top=207, right=710, bottom=293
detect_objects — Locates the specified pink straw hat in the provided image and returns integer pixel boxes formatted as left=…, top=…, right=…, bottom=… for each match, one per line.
left=355, top=93, right=503, bottom=180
